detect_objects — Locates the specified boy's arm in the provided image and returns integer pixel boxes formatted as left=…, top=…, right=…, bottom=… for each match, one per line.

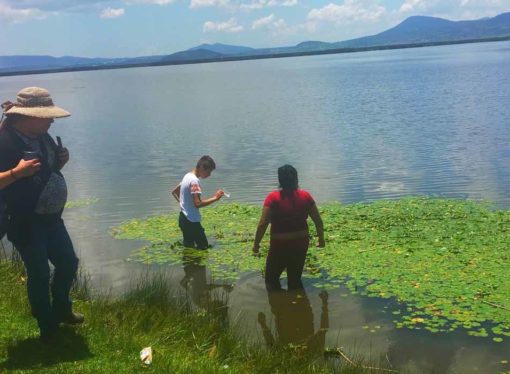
left=193, top=190, right=224, bottom=208
left=171, top=183, right=181, bottom=203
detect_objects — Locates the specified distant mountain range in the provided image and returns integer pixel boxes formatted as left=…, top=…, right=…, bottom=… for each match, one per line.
left=188, top=43, right=256, bottom=55
left=1, top=12, right=509, bottom=75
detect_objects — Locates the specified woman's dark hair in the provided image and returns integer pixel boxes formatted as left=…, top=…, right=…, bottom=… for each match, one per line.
left=278, top=164, right=298, bottom=192
left=196, top=155, right=216, bottom=171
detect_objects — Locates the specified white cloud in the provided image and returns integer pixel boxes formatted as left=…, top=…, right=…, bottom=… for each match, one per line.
left=252, top=13, right=274, bottom=29
left=252, top=13, right=297, bottom=37
left=271, top=17, right=291, bottom=33
left=190, top=0, right=230, bottom=8
left=308, top=1, right=387, bottom=27
left=0, top=0, right=176, bottom=23
left=398, top=0, right=440, bottom=14
left=270, top=0, right=297, bottom=5
left=240, top=0, right=298, bottom=11
left=126, top=0, right=176, bottom=4
left=1, top=1, right=113, bottom=12
left=189, top=0, right=297, bottom=10
left=398, top=0, right=510, bottom=19
left=203, top=17, right=244, bottom=32
left=100, top=6, right=124, bottom=18
left=0, top=3, right=52, bottom=23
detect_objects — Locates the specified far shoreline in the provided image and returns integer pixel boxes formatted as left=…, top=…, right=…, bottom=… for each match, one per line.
left=1, top=36, right=509, bottom=78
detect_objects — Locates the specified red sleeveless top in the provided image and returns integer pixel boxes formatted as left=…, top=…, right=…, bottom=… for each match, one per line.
left=263, top=189, right=315, bottom=234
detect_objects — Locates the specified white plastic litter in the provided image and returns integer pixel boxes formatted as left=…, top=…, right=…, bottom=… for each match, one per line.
left=140, top=346, right=152, bottom=365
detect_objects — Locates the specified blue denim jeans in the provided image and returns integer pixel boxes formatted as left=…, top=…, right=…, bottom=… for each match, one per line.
left=13, top=218, right=79, bottom=335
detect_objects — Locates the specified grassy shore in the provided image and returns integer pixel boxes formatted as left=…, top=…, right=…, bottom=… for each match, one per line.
left=0, top=256, right=378, bottom=373
left=3, top=197, right=510, bottom=372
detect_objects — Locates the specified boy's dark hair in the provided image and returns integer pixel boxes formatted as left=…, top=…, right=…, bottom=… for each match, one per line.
left=196, top=155, right=216, bottom=171
left=278, top=164, right=298, bottom=191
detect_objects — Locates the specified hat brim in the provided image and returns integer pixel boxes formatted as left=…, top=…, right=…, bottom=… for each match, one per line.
left=5, top=105, right=71, bottom=119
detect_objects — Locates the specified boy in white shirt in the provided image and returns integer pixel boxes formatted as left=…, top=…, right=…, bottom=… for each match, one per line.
left=172, top=155, right=224, bottom=249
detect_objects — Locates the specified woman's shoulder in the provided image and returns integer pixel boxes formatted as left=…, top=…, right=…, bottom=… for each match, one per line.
left=266, top=190, right=280, bottom=199
left=263, top=190, right=280, bottom=204
left=297, top=189, right=314, bottom=200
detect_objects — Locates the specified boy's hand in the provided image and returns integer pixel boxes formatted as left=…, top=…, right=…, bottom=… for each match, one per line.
left=214, top=189, right=224, bottom=200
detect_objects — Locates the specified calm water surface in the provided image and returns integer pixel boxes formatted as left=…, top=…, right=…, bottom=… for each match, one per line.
left=1, top=41, right=510, bottom=372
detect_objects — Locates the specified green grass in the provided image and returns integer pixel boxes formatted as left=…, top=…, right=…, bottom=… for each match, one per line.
left=112, top=198, right=510, bottom=342
left=0, top=259, right=378, bottom=373
left=4, top=196, right=509, bottom=372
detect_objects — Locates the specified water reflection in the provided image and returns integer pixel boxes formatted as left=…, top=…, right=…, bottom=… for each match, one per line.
left=386, top=328, right=457, bottom=373
left=257, top=288, right=328, bottom=356
left=180, top=249, right=232, bottom=327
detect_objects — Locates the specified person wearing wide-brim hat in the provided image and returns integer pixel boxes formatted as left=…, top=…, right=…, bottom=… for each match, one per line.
left=0, top=87, right=84, bottom=341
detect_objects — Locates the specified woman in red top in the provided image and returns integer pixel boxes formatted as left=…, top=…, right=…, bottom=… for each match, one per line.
left=253, top=165, right=325, bottom=290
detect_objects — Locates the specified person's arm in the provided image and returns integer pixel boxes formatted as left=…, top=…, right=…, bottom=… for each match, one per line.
left=0, top=158, right=41, bottom=190
left=193, top=189, right=224, bottom=208
left=253, top=206, right=271, bottom=255
left=0, top=170, right=17, bottom=190
left=309, top=203, right=325, bottom=247
left=171, top=183, right=181, bottom=203
left=308, top=291, right=329, bottom=353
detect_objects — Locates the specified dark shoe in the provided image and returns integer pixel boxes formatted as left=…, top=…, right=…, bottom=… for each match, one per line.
left=59, top=312, right=85, bottom=325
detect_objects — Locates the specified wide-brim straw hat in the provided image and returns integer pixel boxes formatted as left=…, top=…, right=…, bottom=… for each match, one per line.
left=4, top=87, right=70, bottom=119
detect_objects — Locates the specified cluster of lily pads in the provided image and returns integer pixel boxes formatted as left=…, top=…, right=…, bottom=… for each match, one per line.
left=110, top=198, right=510, bottom=342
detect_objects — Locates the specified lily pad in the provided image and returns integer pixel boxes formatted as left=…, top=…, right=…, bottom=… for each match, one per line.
left=111, top=198, right=510, bottom=340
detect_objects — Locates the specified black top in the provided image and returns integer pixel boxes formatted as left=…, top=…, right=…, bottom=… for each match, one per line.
left=0, top=124, right=62, bottom=217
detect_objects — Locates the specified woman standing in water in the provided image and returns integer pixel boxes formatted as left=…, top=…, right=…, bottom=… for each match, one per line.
left=253, top=165, right=325, bottom=290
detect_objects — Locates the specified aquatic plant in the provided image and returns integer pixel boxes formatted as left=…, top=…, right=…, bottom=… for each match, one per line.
left=111, top=198, right=510, bottom=342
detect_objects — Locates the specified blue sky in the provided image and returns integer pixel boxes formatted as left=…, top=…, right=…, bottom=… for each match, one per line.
left=1, top=0, right=509, bottom=58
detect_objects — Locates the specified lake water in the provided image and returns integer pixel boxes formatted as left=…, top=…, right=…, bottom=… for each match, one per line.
left=1, top=41, right=510, bottom=372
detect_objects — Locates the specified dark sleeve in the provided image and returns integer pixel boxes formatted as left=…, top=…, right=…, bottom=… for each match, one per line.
left=0, top=149, right=10, bottom=172
left=0, top=125, right=25, bottom=171
left=0, top=134, right=19, bottom=172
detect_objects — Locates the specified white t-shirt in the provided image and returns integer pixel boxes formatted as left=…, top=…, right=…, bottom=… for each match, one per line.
left=179, top=172, right=202, bottom=222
